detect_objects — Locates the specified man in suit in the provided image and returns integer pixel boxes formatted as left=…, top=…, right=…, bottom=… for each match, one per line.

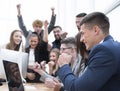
left=57, top=12, right=120, bottom=91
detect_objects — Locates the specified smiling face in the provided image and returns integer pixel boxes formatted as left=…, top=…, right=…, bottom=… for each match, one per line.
left=49, top=52, right=58, bottom=62
left=29, top=36, right=39, bottom=49
left=53, top=27, right=61, bottom=40
left=80, top=24, right=103, bottom=50
left=79, top=12, right=110, bottom=51
left=13, top=31, right=22, bottom=45
left=33, top=26, right=42, bottom=34
left=32, top=19, right=43, bottom=35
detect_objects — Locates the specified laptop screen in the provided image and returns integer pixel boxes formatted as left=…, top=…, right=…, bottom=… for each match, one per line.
left=3, top=60, right=24, bottom=91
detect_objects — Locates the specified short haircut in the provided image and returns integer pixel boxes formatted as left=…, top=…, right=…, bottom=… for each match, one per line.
left=32, top=19, right=43, bottom=28
left=52, top=26, right=62, bottom=31
left=80, top=12, right=110, bottom=35
left=61, top=37, right=76, bottom=48
left=76, top=13, right=87, bottom=18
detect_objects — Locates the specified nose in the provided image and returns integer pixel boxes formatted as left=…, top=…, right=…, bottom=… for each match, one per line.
left=55, top=32, right=59, bottom=35
left=50, top=57, right=53, bottom=61
left=17, top=36, right=22, bottom=41
left=31, top=42, right=35, bottom=45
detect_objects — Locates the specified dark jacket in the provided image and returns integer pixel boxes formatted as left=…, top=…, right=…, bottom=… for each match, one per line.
left=52, top=39, right=61, bottom=50
left=25, top=40, right=49, bottom=83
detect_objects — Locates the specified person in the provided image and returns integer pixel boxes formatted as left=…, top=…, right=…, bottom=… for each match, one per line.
left=16, top=4, right=56, bottom=48
left=72, top=31, right=89, bottom=77
left=57, top=12, right=120, bottom=91
left=51, top=26, right=67, bottom=50
left=33, top=37, right=78, bottom=91
left=0, top=29, right=24, bottom=51
left=41, top=48, right=60, bottom=76
left=76, top=13, right=87, bottom=31
left=25, top=20, right=49, bottom=83
left=48, top=48, right=60, bottom=76
left=44, top=32, right=90, bottom=91
left=0, top=29, right=25, bottom=83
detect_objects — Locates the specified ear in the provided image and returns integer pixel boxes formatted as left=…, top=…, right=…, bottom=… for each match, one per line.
left=93, top=25, right=100, bottom=35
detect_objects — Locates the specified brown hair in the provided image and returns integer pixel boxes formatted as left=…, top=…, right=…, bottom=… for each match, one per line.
left=32, top=19, right=43, bottom=28
left=80, top=12, right=110, bottom=35
left=75, top=32, right=89, bottom=60
left=6, top=30, right=22, bottom=51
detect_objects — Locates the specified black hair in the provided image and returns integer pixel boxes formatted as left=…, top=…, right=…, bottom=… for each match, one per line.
left=76, top=13, right=87, bottom=17
left=52, top=26, right=62, bottom=31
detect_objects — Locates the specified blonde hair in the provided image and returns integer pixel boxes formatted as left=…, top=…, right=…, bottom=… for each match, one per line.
left=50, top=48, right=60, bottom=60
left=32, top=19, right=43, bottom=28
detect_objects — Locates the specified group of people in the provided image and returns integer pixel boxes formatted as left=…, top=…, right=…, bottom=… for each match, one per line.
left=0, top=3, right=120, bottom=91
left=34, top=11, right=120, bottom=91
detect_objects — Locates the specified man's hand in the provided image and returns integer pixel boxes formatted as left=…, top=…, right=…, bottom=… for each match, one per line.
left=44, top=20, right=49, bottom=29
left=51, top=7, right=55, bottom=16
left=33, top=62, right=41, bottom=73
left=60, top=31, right=68, bottom=39
left=40, top=61, right=46, bottom=71
left=58, top=53, right=72, bottom=67
left=16, top=4, right=21, bottom=16
left=45, top=78, right=62, bottom=91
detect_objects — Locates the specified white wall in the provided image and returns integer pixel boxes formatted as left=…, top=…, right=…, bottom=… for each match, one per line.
left=94, top=0, right=120, bottom=41
left=56, top=0, right=94, bottom=37
left=0, top=0, right=119, bottom=46
left=0, top=0, right=57, bottom=45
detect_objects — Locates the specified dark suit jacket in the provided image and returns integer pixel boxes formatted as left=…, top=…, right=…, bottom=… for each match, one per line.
left=57, top=35, right=120, bottom=91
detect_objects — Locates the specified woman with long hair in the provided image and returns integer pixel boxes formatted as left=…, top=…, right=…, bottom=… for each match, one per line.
left=6, top=29, right=24, bottom=51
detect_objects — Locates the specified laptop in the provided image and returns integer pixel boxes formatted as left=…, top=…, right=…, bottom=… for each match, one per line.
left=3, top=60, right=25, bottom=91
left=0, top=49, right=28, bottom=79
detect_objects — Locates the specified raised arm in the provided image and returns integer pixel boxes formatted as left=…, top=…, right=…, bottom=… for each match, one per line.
left=48, top=7, right=56, bottom=34
left=51, top=7, right=55, bottom=16
left=16, top=4, right=28, bottom=38
left=16, top=4, right=21, bottom=16
left=43, top=20, right=49, bottom=42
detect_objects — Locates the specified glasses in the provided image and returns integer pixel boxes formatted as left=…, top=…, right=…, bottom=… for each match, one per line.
left=60, top=47, right=72, bottom=51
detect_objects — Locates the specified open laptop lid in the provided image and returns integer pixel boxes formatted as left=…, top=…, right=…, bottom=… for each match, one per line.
left=0, top=49, right=28, bottom=79
left=3, top=60, right=24, bottom=91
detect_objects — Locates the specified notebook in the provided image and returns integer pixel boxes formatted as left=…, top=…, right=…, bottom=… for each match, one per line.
left=3, top=60, right=25, bottom=91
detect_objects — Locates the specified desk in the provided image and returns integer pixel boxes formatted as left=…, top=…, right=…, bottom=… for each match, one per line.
left=0, top=82, right=54, bottom=91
